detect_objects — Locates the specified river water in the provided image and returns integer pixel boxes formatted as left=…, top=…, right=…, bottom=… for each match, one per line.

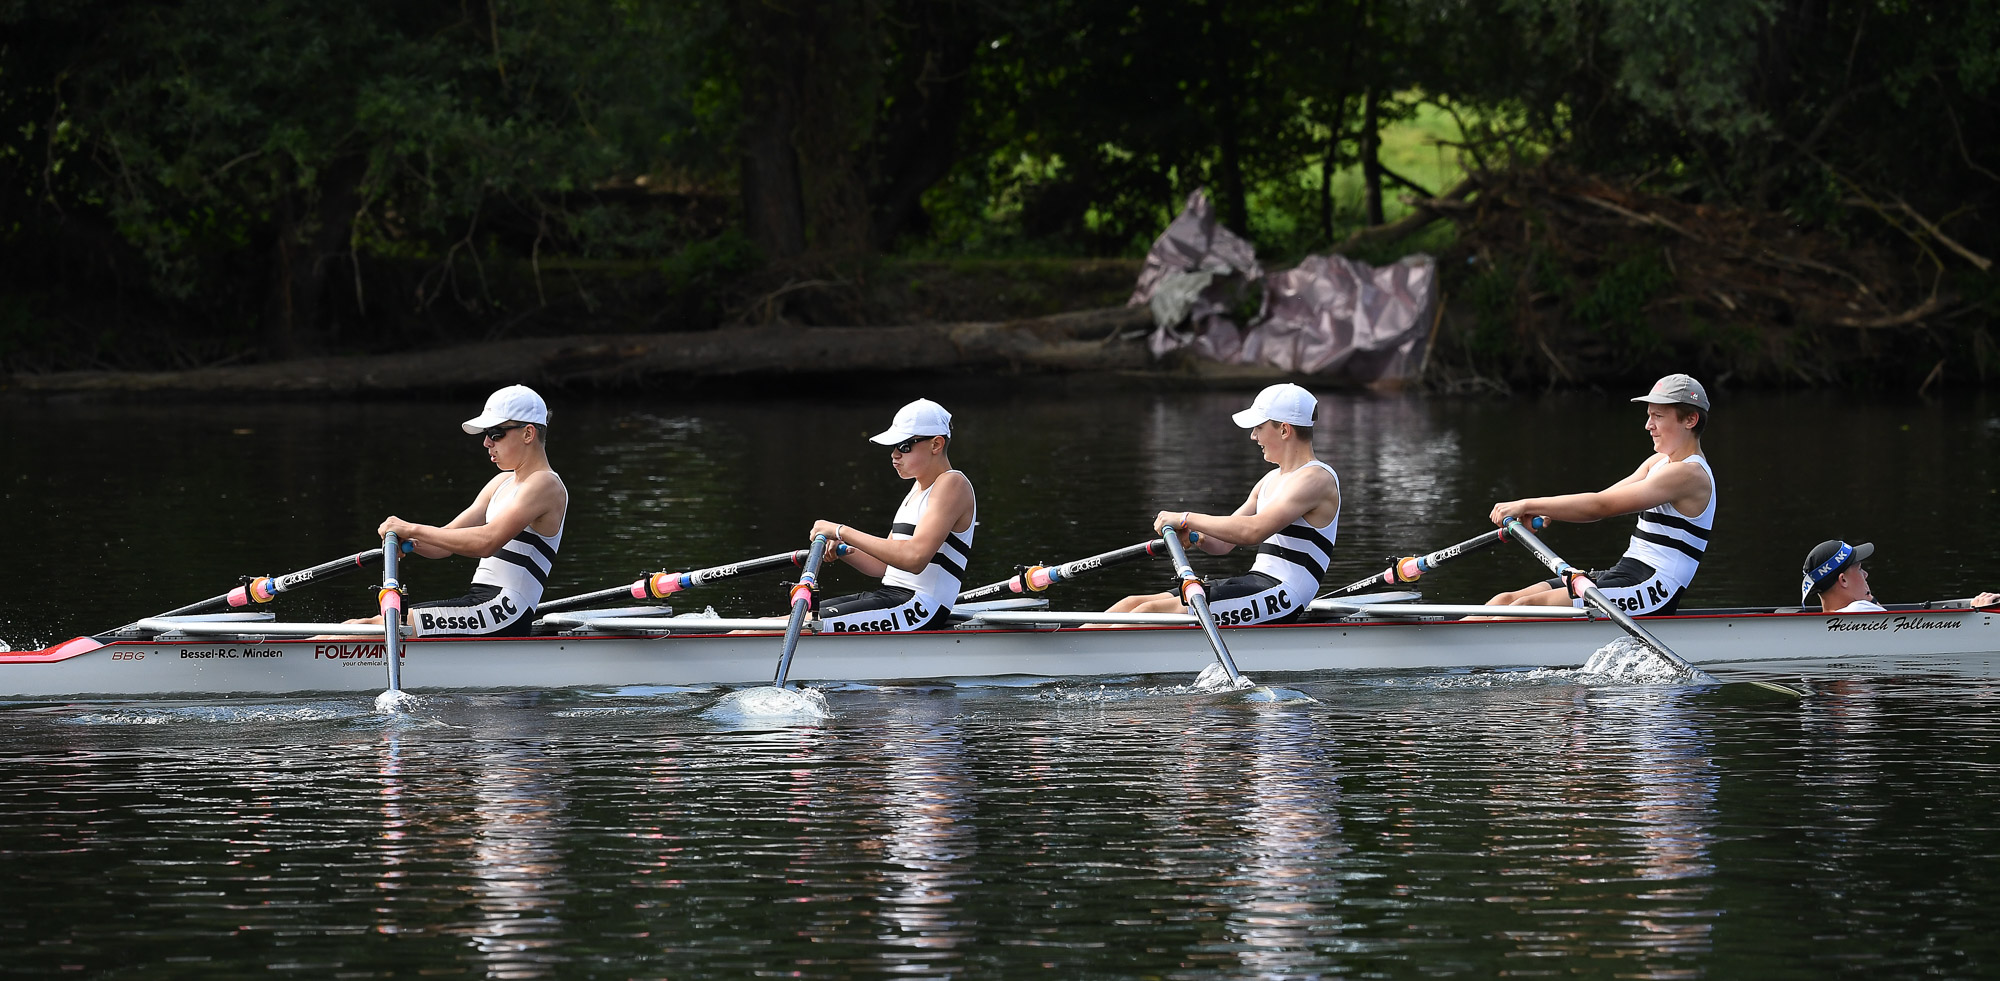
left=4, top=384, right=2000, bottom=977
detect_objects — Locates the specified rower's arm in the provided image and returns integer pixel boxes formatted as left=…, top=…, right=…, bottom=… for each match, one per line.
left=383, top=473, right=564, bottom=559
left=1178, top=469, right=1336, bottom=548
left=1491, top=458, right=1703, bottom=525
left=818, top=472, right=975, bottom=576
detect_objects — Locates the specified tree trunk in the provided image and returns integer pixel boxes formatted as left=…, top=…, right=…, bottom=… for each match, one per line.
left=1361, top=87, right=1384, bottom=226
left=263, top=156, right=364, bottom=357
left=736, top=0, right=808, bottom=259
left=866, top=1, right=979, bottom=250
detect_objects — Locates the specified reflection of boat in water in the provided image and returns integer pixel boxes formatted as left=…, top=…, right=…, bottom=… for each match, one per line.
left=5, top=600, right=1998, bottom=698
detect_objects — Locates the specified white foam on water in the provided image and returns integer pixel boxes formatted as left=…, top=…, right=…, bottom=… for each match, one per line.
left=704, top=685, right=832, bottom=723
left=62, top=702, right=361, bottom=727
left=1574, top=636, right=1711, bottom=686
left=374, top=689, right=424, bottom=715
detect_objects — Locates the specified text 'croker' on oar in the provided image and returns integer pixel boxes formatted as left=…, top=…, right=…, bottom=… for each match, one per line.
left=1323, top=520, right=1544, bottom=599
left=1158, top=530, right=1250, bottom=689
left=537, top=545, right=851, bottom=615
left=1500, top=516, right=1805, bottom=698
left=955, top=534, right=1200, bottom=604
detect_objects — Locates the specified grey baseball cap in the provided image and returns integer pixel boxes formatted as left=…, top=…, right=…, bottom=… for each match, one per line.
left=1632, top=373, right=1711, bottom=412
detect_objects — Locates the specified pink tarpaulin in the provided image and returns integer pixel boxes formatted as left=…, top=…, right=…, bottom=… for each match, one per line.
left=1130, top=190, right=1438, bottom=381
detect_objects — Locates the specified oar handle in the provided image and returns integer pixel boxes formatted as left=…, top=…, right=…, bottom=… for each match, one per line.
left=1158, top=530, right=1244, bottom=684
left=772, top=535, right=831, bottom=689
left=1499, top=516, right=1693, bottom=671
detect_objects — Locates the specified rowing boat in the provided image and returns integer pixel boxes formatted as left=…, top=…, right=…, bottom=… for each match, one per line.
left=4, top=595, right=1996, bottom=699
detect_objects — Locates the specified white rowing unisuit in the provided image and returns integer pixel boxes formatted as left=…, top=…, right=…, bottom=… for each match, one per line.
left=1206, top=460, right=1340, bottom=626
left=821, top=471, right=975, bottom=634
left=410, top=471, right=565, bottom=638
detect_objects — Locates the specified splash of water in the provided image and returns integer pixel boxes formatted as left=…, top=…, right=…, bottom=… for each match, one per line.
left=374, top=689, right=423, bottom=715
left=704, top=685, right=832, bottom=723
left=1575, top=636, right=1712, bottom=686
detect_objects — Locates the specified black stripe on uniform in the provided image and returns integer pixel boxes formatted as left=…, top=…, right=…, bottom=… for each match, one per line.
left=1256, top=542, right=1328, bottom=579
left=1632, top=528, right=1706, bottom=560
left=511, top=531, right=559, bottom=563
left=1278, top=522, right=1336, bottom=557
left=891, top=522, right=918, bottom=536
left=493, top=548, right=553, bottom=585
left=929, top=551, right=967, bottom=580
left=1637, top=511, right=1711, bottom=541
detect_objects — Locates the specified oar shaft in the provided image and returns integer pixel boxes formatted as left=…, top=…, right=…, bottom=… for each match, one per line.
left=1500, top=517, right=1693, bottom=671
left=1327, top=521, right=1545, bottom=598
left=124, top=546, right=396, bottom=632
left=956, top=535, right=1197, bottom=604
left=1160, top=532, right=1244, bottom=683
left=539, top=546, right=849, bottom=614
left=380, top=532, right=406, bottom=693
left=772, top=535, right=830, bottom=689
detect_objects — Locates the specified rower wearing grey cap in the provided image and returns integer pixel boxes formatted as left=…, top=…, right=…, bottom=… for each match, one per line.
left=1485, top=373, right=1715, bottom=616
left=349, top=384, right=569, bottom=637
left=1105, top=383, right=1342, bottom=626
left=805, top=398, right=976, bottom=632
left=1802, top=539, right=1999, bottom=613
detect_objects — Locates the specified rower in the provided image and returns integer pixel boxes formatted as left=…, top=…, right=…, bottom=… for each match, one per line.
left=1802, top=539, right=2000, bottom=612
left=348, top=385, right=568, bottom=637
left=1105, top=383, right=1342, bottom=626
left=1485, top=373, right=1712, bottom=615
left=805, top=399, right=976, bottom=632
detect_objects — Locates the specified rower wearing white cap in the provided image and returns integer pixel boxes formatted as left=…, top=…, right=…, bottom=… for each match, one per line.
left=350, top=384, right=568, bottom=637
left=1105, top=383, right=1342, bottom=626
left=1485, top=372, right=1714, bottom=615
left=805, top=398, right=976, bottom=633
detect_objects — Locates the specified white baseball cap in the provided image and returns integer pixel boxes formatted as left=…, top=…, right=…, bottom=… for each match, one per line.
left=462, top=384, right=550, bottom=433
left=870, top=398, right=953, bottom=444
left=1230, top=383, right=1318, bottom=428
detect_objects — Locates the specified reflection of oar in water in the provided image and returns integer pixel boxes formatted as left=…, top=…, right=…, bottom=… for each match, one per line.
left=1158, top=530, right=1250, bottom=688
left=113, top=545, right=408, bottom=633
left=375, top=531, right=417, bottom=712
left=956, top=534, right=1200, bottom=604
left=1500, top=517, right=1805, bottom=697
left=1320, top=520, right=1544, bottom=599
left=538, top=545, right=851, bottom=615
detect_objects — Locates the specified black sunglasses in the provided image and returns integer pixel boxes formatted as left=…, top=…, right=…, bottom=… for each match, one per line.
left=892, top=434, right=938, bottom=453
left=479, top=424, right=527, bottom=442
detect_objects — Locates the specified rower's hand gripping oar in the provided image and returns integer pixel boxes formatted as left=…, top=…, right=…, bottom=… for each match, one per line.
left=1158, top=530, right=1249, bottom=688
left=771, top=534, right=830, bottom=690
left=375, top=531, right=416, bottom=712
left=1500, top=517, right=1804, bottom=697
left=539, top=545, right=851, bottom=615
left=1323, top=521, right=1542, bottom=599
left=956, top=534, right=1199, bottom=604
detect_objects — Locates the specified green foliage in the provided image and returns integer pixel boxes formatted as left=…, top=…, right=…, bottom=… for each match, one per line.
left=1571, top=249, right=1671, bottom=350
left=658, top=230, right=763, bottom=324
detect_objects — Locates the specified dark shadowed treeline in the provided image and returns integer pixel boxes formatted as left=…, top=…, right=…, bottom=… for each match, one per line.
left=3, top=0, right=1998, bottom=382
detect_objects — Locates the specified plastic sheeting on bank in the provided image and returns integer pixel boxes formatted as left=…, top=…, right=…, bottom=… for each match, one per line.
left=1129, top=189, right=1438, bottom=382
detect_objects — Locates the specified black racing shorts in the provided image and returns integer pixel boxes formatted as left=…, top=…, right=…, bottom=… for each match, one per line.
left=407, top=583, right=536, bottom=637
left=1541, top=556, right=1684, bottom=615
left=1204, top=571, right=1310, bottom=625
left=818, top=585, right=951, bottom=633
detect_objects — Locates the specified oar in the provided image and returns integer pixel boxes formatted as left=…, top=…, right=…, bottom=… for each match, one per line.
left=1322, top=520, right=1544, bottom=599
left=539, top=545, right=851, bottom=615
left=770, top=534, right=831, bottom=690
left=1158, top=530, right=1249, bottom=687
left=956, top=533, right=1201, bottom=604
left=116, top=547, right=402, bottom=632
left=375, top=531, right=413, bottom=711
left=1500, top=517, right=1804, bottom=697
